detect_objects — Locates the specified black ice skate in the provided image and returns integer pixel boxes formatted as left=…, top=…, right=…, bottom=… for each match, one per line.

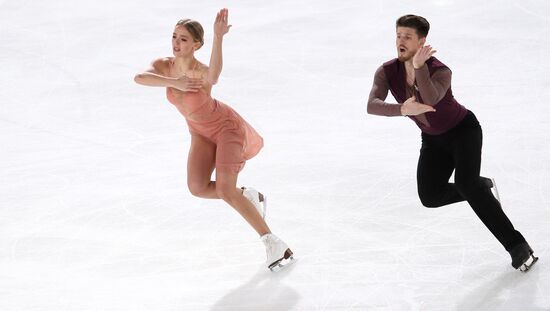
left=510, top=242, right=538, bottom=272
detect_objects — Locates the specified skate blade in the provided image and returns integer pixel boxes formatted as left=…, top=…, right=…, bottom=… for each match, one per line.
left=269, top=256, right=295, bottom=272
left=519, top=254, right=539, bottom=272
left=268, top=249, right=294, bottom=272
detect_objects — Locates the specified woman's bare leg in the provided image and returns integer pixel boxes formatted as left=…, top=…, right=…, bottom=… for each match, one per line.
left=187, top=134, right=218, bottom=199
left=216, top=168, right=271, bottom=236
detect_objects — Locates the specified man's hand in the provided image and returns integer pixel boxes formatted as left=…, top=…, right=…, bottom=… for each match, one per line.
left=413, top=45, right=437, bottom=69
left=401, top=96, right=436, bottom=116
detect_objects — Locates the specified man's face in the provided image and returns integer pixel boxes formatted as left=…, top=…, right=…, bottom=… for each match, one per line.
left=396, top=26, right=426, bottom=62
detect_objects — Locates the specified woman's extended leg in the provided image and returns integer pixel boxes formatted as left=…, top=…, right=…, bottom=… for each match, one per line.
left=187, top=134, right=218, bottom=199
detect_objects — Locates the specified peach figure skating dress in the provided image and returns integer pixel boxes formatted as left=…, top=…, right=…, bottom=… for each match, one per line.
left=166, top=87, right=264, bottom=173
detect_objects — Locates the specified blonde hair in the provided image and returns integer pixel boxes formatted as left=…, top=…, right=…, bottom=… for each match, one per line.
left=176, top=19, right=204, bottom=49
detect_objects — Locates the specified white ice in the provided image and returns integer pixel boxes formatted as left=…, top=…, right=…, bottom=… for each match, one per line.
left=1, top=0, right=549, bottom=310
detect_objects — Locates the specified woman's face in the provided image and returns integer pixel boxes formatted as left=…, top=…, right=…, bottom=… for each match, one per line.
left=172, top=26, right=199, bottom=57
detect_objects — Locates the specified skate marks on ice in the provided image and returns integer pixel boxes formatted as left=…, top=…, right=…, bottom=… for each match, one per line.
left=457, top=267, right=547, bottom=311
left=211, top=264, right=300, bottom=311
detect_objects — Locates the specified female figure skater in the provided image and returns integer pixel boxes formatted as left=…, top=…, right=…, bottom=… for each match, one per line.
left=134, top=9, right=293, bottom=271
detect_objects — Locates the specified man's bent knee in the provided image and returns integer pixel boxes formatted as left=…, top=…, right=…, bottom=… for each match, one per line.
left=418, top=192, right=445, bottom=208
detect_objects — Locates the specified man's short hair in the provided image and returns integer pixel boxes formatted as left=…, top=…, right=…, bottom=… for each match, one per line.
left=396, top=15, right=430, bottom=38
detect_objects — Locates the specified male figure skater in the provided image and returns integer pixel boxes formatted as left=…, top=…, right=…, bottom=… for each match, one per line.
left=367, top=14, right=537, bottom=272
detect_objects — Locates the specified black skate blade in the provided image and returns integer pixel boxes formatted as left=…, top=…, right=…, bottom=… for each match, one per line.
left=519, top=254, right=539, bottom=272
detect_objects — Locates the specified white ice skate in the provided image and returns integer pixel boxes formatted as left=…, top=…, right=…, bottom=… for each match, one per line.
left=242, top=187, right=267, bottom=219
left=261, top=233, right=294, bottom=272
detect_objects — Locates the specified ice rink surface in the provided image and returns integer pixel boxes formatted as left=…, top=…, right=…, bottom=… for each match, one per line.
left=1, top=0, right=549, bottom=310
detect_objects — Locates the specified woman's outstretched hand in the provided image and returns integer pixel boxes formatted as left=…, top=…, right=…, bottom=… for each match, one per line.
left=214, top=8, right=231, bottom=37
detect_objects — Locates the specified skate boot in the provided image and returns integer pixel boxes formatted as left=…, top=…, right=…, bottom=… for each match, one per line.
left=481, top=177, right=501, bottom=203
left=242, top=187, right=267, bottom=219
left=509, top=242, right=539, bottom=272
left=260, top=233, right=294, bottom=272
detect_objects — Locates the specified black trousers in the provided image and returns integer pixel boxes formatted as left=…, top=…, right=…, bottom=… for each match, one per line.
left=417, top=111, right=525, bottom=251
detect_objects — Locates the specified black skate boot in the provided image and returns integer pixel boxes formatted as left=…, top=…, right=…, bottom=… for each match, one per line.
left=509, top=242, right=538, bottom=272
